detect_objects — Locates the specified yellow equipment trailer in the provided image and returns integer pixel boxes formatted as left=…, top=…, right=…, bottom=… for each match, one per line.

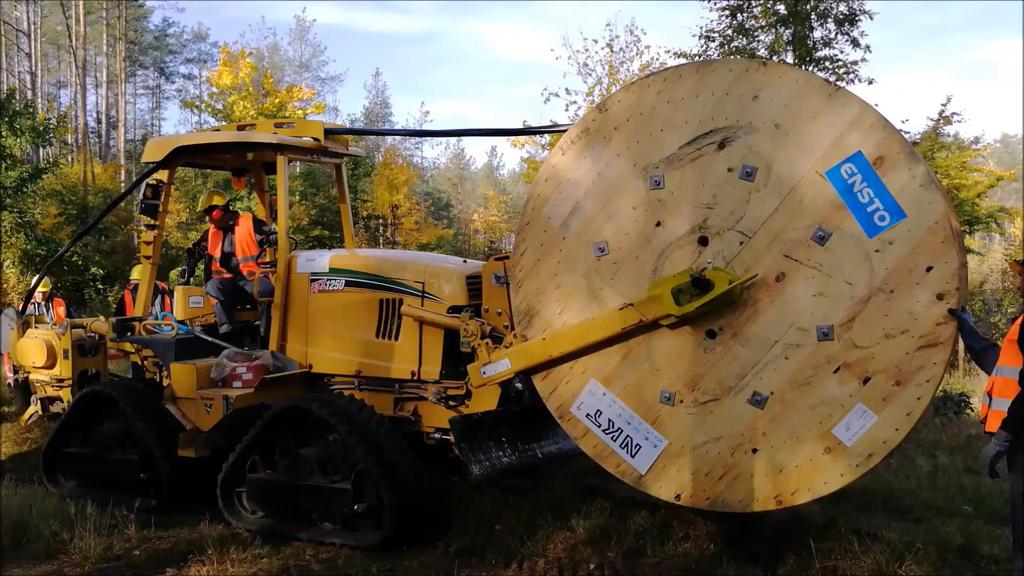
left=6, top=59, right=965, bottom=547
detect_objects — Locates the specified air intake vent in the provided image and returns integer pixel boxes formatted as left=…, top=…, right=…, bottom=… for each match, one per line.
left=466, top=273, right=483, bottom=303
left=375, top=298, right=403, bottom=341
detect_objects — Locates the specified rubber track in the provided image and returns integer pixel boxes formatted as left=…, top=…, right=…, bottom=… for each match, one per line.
left=41, top=381, right=179, bottom=506
left=217, top=392, right=433, bottom=547
left=8, top=378, right=31, bottom=418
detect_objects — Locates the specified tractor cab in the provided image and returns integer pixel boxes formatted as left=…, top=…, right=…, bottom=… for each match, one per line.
left=7, top=119, right=369, bottom=423
left=130, top=118, right=365, bottom=355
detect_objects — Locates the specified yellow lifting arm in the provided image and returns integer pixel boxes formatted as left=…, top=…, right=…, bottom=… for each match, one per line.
left=404, top=266, right=756, bottom=389
left=466, top=267, right=756, bottom=387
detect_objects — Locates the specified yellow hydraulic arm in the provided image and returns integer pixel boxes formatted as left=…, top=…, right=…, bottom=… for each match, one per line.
left=404, top=266, right=757, bottom=388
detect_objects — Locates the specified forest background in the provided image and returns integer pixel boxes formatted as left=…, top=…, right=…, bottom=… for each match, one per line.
left=0, top=0, right=1020, bottom=340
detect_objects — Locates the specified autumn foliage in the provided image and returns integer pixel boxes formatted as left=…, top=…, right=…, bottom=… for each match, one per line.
left=364, top=146, right=451, bottom=249
left=180, top=44, right=326, bottom=123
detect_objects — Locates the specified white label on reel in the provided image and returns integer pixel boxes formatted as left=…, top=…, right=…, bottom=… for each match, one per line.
left=188, top=296, right=205, bottom=308
left=570, top=378, right=668, bottom=475
left=831, top=402, right=877, bottom=447
left=295, top=252, right=331, bottom=273
left=480, top=357, right=512, bottom=378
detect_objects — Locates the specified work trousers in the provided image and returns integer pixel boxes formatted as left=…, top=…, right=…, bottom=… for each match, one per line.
left=205, top=276, right=274, bottom=334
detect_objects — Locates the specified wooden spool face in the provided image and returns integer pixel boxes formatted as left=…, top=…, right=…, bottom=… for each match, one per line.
left=511, top=59, right=966, bottom=512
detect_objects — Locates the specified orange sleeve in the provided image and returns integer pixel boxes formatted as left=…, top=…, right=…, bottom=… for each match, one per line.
left=53, top=298, right=67, bottom=324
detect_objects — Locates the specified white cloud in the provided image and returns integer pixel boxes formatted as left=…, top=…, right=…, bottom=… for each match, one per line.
left=964, top=37, right=1023, bottom=66
left=468, top=21, right=561, bottom=64
left=269, top=1, right=683, bottom=66
left=850, top=70, right=958, bottom=131
left=282, top=1, right=440, bottom=33
left=960, top=38, right=1023, bottom=138
left=852, top=35, right=1023, bottom=139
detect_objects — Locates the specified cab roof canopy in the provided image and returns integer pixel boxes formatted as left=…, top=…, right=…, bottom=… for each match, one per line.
left=140, top=119, right=365, bottom=175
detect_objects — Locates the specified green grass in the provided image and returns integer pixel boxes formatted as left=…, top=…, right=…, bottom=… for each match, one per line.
left=1, top=482, right=73, bottom=560
left=0, top=381, right=1015, bottom=575
left=1, top=482, right=143, bottom=569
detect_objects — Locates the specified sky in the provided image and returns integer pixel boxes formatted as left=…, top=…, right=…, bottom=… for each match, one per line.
left=157, top=0, right=1024, bottom=165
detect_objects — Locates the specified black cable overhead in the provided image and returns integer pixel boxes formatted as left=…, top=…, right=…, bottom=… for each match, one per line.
left=324, top=124, right=572, bottom=138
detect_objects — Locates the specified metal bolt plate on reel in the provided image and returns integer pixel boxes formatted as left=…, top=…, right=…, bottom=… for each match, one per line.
left=747, top=391, right=769, bottom=410
left=659, top=390, right=676, bottom=406
left=811, top=226, right=833, bottom=247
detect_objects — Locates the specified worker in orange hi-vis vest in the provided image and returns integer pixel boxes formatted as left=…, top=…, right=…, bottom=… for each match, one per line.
left=950, top=257, right=1023, bottom=576
left=184, top=189, right=276, bottom=338
left=25, top=275, right=72, bottom=325
left=114, top=264, right=173, bottom=318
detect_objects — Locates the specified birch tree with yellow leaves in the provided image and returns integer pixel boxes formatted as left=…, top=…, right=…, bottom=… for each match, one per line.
left=470, top=189, right=515, bottom=257
left=365, top=145, right=451, bottom=250
left=180, top=44, right=325, bottom=123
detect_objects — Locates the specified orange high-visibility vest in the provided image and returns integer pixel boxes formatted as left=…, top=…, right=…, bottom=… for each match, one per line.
left=122, top=282, right=172, bottom=317
left=28, top=297, right=67, bottom=324
left=156, top=282, right=172, bottom=313
left=51, top=298, right=66, bottom=324
left=122, top=287, right=134, bottom=314
left=980, top=315, right=1022, bottom=433
left=208, top=214, right=262, bottom=281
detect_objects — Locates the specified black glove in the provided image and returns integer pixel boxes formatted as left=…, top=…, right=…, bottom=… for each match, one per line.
left=185, top=242, right=206, bottom=264
left=258, top=233, right=278, bottom=250
left=980, top=429, right=1015, bottom=479
left=947, top=306, right=975, bottom=329
left=183, top=242, right=205, bottom=284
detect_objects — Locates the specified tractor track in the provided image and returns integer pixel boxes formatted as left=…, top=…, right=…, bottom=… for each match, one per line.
left=41, top=381, right=181, bottom=508
left=217, top=392, right=445, bottom=547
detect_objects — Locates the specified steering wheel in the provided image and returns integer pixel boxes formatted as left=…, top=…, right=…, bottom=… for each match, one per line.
left=256, top=245, right=273, bottom=269
left=256, top=235, right=299, bottom=269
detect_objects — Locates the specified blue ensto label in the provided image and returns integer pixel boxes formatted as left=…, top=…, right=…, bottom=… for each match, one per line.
left=824, top=150, right=907, bottom=239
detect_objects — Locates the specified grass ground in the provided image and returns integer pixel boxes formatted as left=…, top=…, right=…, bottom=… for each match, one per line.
left=0, top=372, right=1014, bottom=575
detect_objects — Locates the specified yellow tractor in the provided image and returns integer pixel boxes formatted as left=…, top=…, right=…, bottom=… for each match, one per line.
left=6, top=60, right=964, bottom=547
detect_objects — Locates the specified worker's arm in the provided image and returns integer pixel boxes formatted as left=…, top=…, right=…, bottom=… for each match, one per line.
left=949, top=307, right=1001, bottom=375
left=184, top=229, right=210, bottom=284
left=189, top=228, right=210, bottom=254
left=253, top=217, right=277, bottom=248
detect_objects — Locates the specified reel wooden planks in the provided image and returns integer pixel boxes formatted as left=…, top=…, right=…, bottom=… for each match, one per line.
left=511, top=59, right=966, bottom=512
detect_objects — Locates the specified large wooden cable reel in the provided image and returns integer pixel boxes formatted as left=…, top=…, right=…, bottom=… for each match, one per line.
left=511, top=59, right=966, bottom=512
